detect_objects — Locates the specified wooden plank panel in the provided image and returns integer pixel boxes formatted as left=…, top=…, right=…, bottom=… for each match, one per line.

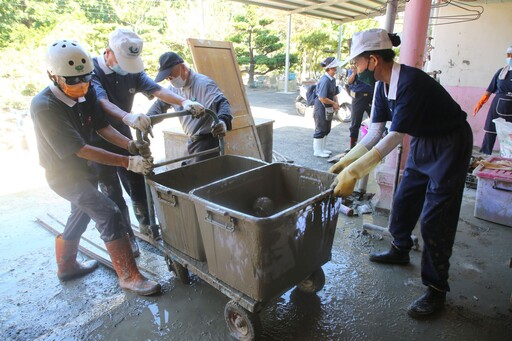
left=187, top=39, right=264, bottom=160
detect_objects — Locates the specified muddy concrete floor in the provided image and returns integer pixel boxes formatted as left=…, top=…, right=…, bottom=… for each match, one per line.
left=1, top=88, right=511, bottom=340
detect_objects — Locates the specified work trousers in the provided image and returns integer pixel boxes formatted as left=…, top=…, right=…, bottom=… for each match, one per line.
left=349, top=93, right=372, bottom=139
left=46, top=170, right=127, bottom=242
left=185, top=133, right=220, bottom=164
left=313, top=99, right=332, bottom=138
left=95, top=163, right=149, bottom=225
left=389, top=121, right=473, bottom=292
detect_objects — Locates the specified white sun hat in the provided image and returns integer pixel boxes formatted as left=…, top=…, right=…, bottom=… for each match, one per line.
left=108, top=28, right=144, bottom=73
left=345, top=28, right=393, bottom=64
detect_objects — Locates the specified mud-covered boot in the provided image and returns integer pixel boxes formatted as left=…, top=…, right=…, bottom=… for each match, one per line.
left=369, top=244, right=410, bottom=265
left=120, top=206, right=140, bottom=258
left=56, top=234, right=98, bottom=281
left=407, top=286, right=446, bottom=318
left=133, top=202, right=156, bottom=238
left=105, top=235, right=161, bottom=296
left=126, top=229, right=141, bottom=258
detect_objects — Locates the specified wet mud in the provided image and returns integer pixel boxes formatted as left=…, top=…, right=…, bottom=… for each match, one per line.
left=1, top=90, right=511, bottom=340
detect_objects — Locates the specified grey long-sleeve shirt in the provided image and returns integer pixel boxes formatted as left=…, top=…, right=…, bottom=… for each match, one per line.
left=147, top=70, right=232, bottom=136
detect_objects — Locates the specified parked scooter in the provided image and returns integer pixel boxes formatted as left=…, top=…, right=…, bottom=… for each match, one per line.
left=294, top=68, right=352, bottom=122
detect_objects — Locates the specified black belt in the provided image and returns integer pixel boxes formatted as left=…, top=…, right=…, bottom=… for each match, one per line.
left=355, top=92, right=371, bottom=97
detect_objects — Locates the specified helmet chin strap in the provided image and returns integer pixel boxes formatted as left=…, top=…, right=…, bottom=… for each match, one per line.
left=47, top=71, right=59, bottom=86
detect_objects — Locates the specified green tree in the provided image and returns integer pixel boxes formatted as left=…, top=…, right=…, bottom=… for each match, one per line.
left=228, top=5, right=297, bottom=88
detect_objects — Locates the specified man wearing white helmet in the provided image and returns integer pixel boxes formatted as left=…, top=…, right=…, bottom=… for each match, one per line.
left=30, top=39, right=160, bottom=296
left=329, top=28, right=472, bottom=318
left=91, top=28, right=205, bottom=245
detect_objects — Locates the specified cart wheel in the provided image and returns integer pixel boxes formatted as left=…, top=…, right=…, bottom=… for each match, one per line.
left=165, top=255, right=190, bottom=285
left=172, top=260, right=190, bottom=285
left=164, top=255, right=174, bottom=273
left=296, top=267, right=325, bottom=294
left=224, top=301, right=262, bottom=341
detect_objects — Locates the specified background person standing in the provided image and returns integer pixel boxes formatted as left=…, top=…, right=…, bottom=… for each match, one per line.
left=473, top=45, right=512, bottom=154
left=312, top=57, right=341, bottom=158
left=345, top=63, right=374, bottom=152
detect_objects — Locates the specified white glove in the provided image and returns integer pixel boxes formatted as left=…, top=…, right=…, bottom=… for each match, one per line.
left=182, top=100, right=205, bottom=118
left=211, top=121, right=227, bottom=137
left=127, top=140, right=152, bottom=159
left=127, top=156, right=153, bottom=175
left=122, top=113, right=153, bottom=137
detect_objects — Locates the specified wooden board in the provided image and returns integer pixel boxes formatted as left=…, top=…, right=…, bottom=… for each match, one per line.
left=187, top=38, right=265, bottom=160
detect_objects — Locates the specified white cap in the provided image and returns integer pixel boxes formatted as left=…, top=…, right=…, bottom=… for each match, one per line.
left=506, top=45, right=512, bottom=54
left=108, top=29, right=144, bottom=73
left=346, top=28, right=393, bottom=63
left=321, top=56, right=343, bottom=69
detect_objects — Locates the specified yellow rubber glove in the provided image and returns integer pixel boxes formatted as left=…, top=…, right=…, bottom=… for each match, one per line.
left=328, top=144, right=368, bottom=174
left=332, top=147, right=382, bottom=197
left=473, top=93, right=490, bottom=116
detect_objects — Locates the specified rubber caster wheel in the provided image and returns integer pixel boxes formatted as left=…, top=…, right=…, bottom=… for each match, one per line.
left=296, top=267, right=325, bottom=294
left=165, top=255, right=190, bottom=285
left=224, top=300, right=261, bottom=341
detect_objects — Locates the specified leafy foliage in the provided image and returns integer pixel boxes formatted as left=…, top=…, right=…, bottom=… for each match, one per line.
left=227, top=5, right=297, bottom=88
left=0, top=0, right=380, bottom=110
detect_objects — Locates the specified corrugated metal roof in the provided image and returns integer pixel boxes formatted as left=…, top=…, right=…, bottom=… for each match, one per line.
left=230, top=0, right=405, bottom=23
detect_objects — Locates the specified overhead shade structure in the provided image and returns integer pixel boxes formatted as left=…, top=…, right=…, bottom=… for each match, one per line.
left=230, top=0, right=404, bottom=23
left=230, top=0, right=406, bottom=91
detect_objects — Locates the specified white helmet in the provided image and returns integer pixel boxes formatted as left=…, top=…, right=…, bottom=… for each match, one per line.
left=46, top=39, right=93, bottom=77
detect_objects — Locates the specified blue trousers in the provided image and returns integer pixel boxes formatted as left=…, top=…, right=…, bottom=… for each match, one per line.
left=313, top=100, right=332, bottom=138
left=389, top=122, right=473, bottom=292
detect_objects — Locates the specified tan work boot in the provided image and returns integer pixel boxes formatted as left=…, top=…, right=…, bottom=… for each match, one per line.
left=105, top=235, right=161, bottom=296
left=55, top=234, right=98, bottom=281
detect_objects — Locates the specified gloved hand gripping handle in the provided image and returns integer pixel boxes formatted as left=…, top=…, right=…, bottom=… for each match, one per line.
left=135, top=109, right=224, bottom=155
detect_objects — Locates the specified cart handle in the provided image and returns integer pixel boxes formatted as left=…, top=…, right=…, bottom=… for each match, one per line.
left=135, top=109, right=225, bottom=156
left=205, top=206, right=235, bottom=232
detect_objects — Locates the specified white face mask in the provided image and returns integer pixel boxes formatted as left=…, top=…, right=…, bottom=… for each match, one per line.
left=111, top=63, right=129, bottom=76
left=507, top=57, right=512, bottom=67
left=170, top=69, right=186, bottom=88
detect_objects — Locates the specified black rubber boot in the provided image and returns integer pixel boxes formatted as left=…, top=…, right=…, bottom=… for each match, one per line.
left=407, top=287, right=446, bottom=318
left=369, top=244, right=410, bottom=265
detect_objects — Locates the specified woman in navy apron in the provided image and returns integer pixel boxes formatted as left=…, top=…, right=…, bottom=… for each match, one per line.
left=473, top=45, right=512, bottom=154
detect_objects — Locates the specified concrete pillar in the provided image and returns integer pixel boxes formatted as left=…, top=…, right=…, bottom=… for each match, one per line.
left=372, top=0, right=432, bottom=211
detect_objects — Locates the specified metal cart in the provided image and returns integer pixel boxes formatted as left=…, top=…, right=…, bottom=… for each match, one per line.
left=140, top=110, right=342, bottom=341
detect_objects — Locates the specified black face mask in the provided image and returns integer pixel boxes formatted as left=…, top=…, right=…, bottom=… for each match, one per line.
left=358, top=58, right=376, bottom=87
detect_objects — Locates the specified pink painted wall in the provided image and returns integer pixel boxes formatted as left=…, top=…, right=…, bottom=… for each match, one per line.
left=445, top=86, right=498, bottom=151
